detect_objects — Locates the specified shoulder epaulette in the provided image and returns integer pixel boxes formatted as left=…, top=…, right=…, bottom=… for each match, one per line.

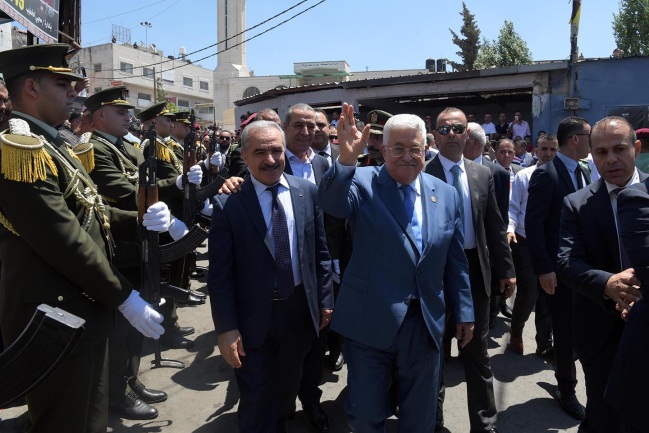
left=156, top=138, right=173, bottom=163
left=73, top=132, right=95, bottom=173
left=0, top=118, right=57, bottom=183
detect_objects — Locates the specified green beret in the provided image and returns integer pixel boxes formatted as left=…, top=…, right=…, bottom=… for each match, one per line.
left=367, top=110, right=393, bottom=135
left=136, top=101, right=175, bottom=122
left=84, top=86, right=134, bottom=112
left=0, top=43, right=83, bottom=83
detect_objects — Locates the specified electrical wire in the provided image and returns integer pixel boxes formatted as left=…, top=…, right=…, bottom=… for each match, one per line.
left=89, top=0, right=314, bottom=76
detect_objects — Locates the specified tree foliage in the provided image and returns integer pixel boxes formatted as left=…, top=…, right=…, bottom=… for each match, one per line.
left=613, top=0, right=649, bottom=56
left=474, top=20, right=533, bottom=69
left=449, top=2, right=481, bottom=71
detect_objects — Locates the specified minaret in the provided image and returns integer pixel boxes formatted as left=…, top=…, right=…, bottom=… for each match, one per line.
left=215, top=0, right=249, bottom=77
left=214, top=0, right=249, bottom=127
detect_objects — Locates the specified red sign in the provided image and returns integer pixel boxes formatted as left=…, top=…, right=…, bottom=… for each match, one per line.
left=110, top=80, right=123, bottom=87
left=166, top=97, right=177, bottom=104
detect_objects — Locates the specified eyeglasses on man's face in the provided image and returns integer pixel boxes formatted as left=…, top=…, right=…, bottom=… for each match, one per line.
left=219, top=136, right=232, bottom=141
left=388, top=146, right=424, bottom=158
left=435, top=124, right=466, bottom=135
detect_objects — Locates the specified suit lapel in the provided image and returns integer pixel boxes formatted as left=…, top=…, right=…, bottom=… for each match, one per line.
left=313, top=154, right=327, bottom=185
left=377, top=168, right=420, bottom=260
left=590, top=181, right=621, bottom=270
left=283, top=161, right=293, bottom=176
left=464, top=158, right=480, bottom=229
left=287, top=177, right=305, bottom=269
left=419, top=173, right=436, bottom=259
left=554, top=157, right=576, bottom=193
left=240, top=179, right=274, bottom=258
left=425, top=156, right=446, bottom=182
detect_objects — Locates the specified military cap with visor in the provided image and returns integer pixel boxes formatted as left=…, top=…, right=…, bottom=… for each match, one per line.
left=136, top=101, right=176, bottom=122
left=0, top=43, right=83, bottom=83
left=84, top=86, right=134, bottom=112
left=173, top=110, right=192, bottom=125
left=367, top=109, right=393, bottom=135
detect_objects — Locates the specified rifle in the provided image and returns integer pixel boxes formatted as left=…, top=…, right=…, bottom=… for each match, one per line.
left=182, top=110, right=199, bottom=226
left=207, top=127, right=219, bottom=183
left=138, top=123, right=207, bottom=369
left=0, top=305, right=84, bottom=408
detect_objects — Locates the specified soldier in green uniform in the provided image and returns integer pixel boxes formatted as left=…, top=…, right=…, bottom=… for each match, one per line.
left=77, top=87, right=189, bottom=420
left=138, top=102, right=202, bottom=349
left=0, top=44, right=171, bottom=433
left=357, top=109, right=392, bottom=167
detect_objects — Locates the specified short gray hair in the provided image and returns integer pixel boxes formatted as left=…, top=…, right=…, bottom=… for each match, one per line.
left=240, top=120, right=286, bottom=152
left=468, top=122, right=486, bottom=146
left=283, top=103, right=315, bottom=126
left=383, top=114, right=426, bottom=147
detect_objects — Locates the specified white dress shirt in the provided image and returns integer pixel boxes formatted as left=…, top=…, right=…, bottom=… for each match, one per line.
left=285, top=147, right=316, bottom=184
left=437, top=154, right=476, bottom=249
left=250, top=174, right=302, bottom=285
left=507, top=165, right=537, bottom=237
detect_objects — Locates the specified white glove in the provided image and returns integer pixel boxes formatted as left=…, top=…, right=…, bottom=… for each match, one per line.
left=175, top=174, right=184, bottom=190
left=209, top=151, right=224, bottom=169
left=142, top=202, right=171, bottom=232
left=201, top=198, right=213, bottom=217
left=168, top=217, right=189, bottom=240
left=188, top=165, right=203, bottom=185
left=118, top=290, right=165, bottom=339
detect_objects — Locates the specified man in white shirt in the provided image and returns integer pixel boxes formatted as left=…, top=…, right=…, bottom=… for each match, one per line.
left=507, top=134, right=558, bottom=357
left=482, top=113, right=497, bottom=140
left=508, top=111, right=531, bottom=140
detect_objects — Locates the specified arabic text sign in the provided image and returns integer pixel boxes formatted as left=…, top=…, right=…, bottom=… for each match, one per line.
left=0, top=0, right=60, bottom=43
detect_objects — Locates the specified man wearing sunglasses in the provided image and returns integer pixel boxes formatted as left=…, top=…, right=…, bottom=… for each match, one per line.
left=426, top=108, right=515, bottom=433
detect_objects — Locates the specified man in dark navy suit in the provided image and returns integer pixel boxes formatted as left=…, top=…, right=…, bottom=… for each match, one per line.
left=208, top=120, right=333, bottom=433
left=526, top=116, right=591, bottom=420
left=609, top=180, right=649, bottom=433
left=558, top=116, right=644, bottom=433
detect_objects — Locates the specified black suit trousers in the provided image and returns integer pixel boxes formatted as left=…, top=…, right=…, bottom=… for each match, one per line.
left=440, top=249, right=497, bottom=430
left=510, top=236, right=552, bottom=347
left=544, top=281, right=578, bottom=394
left=234, top=287, right=314, bottom=433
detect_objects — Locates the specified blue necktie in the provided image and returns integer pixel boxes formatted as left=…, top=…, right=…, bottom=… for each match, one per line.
left=450, top=164, right=465, bottom=221
left=268, top=184, right=295, bottom=299
left=401, top=184, right=423, bottom=251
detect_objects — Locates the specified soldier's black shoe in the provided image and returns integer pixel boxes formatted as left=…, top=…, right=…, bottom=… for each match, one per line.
left=110, top=392, right=158, bottom=420
left=180, top=294, right=205, bottom=305
left=161, top=330, right=195, bottom=349
left=189, top=289, right=207, bottom=299
left=303, top=402, right=330, bottom=433
left=174, top=323, right=195, bottom=337
left=556, top=390, right=585, bottom=420
left=130, top=380, right=168, bottom=404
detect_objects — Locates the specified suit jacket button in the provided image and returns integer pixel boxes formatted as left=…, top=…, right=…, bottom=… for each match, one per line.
left=57, top=295, right=64, bottom=301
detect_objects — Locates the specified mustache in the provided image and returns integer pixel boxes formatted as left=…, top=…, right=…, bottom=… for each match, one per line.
left=261, top=163, right=281, bottom=171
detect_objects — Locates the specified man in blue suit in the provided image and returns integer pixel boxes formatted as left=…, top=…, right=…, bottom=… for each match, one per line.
left=317, top=103, right=474, bottom=433
left=208, top=120, right=333, bottom=433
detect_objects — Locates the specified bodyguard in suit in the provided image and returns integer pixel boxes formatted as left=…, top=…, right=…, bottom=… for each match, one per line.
left=608, top=181, right=649, bottom=433
left=0, top=44, right=168, bottom=433
left=526, top=116, right=591, bottom=420
left=558, top=116, right=644, bottom=433
left=464, top=123, right=513, bottom=323
left=312, top=108, right=340, bottom=166
left=208, top=120, right=333, bottom=433
left=317, top=103, right=475, bottom=433
left=426, top=108, right=515, bottom=433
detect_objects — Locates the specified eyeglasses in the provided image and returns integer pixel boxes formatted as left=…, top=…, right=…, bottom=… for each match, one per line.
left=389, top=146, right=423, bottom=158
left=218, top=136, right=232, bottom=141
left=329, top=135, right=337, bottom=140
left=572, top=133, right=590, bottom=137
left=435, top=124, right=466, bottom=135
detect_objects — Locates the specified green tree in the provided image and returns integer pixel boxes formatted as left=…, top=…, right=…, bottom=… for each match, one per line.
left=474, top=20, right=533, bottom=69
left=613, top=0, right=649, bottom=56
left=155, top=77, right=166, bottom=103
left=449, top=2, right=481, bottom=71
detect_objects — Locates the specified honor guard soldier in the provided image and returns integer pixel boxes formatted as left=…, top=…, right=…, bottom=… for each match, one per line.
left=77, top=87, right=189, bottom=419
left=138, top=102, right=204, bottom=349
left=0, top=44, right=172, bottom=433
left=358, top=109, right=392, bottom=167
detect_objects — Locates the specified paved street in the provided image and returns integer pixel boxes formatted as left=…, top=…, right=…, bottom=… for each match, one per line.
left=0, top=246, right=586, bottom=433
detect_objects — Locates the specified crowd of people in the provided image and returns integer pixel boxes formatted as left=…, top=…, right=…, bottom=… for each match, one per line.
left=0, top=42, right=647, bottom=433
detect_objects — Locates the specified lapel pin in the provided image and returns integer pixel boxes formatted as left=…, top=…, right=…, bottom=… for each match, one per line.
left=431, top=196, right=437, bottom=203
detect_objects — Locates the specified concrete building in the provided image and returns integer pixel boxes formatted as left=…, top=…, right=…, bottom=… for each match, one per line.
left=74, top=42, right=215, bottom=122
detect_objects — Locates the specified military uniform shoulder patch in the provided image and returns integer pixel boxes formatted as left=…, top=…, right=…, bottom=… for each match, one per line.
left=73, top=132, right=95, bottom=173
left=0, top=119, right=58, bottom=183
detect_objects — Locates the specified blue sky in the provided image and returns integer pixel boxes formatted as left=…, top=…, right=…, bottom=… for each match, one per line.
left=80, top=0, right=622, bottom=75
